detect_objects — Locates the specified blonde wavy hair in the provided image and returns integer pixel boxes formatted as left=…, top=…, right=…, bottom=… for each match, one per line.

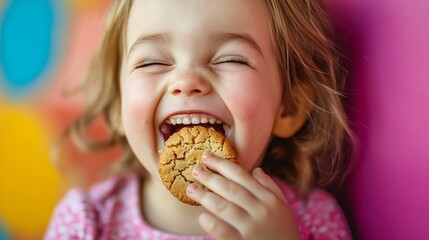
left=62, top=0, right=355, bottom=195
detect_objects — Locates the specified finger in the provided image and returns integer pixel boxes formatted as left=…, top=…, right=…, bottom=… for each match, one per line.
left=186, top=182, right=248, bottom=228
left=190, top=165, right=256, bottom=217
left=202, top=152, right=268, bottom=199
left=252, top=167, right=287, bottom=203
left=199, top=213, right=241, bottom=240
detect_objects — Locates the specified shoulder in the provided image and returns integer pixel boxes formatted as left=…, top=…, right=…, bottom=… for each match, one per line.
left=273, top=178, right=352, bottom=240
left=45, top=187, right=98, bottom=239
left=45, top=172, right=140, bottom=239
left=303, top=190, right=351, bottom=238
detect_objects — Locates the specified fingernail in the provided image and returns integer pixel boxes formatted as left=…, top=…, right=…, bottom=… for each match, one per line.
left=187, top=183, right=198, bottom=194
left=253, top=167, right=265, bottom=177
left=202, top=152, right=212, bottom=162
left=193, top=164, right=204, bottom=176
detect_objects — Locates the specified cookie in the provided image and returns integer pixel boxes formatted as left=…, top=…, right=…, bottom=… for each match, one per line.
left=158, top=126, right=238, bottom=205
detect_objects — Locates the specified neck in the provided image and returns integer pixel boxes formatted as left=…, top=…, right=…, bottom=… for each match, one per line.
left=140, top=176, right=207, bottom=236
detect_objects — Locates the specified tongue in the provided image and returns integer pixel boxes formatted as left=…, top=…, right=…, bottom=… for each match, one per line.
left=160, top=123, right=225, bottom=141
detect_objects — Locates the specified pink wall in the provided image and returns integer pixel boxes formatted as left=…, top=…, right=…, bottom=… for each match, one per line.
left=325, top=0, right=429, bottom=239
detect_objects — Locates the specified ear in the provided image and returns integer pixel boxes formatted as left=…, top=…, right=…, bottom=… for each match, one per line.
left=273, top=85, right=314, bottom=138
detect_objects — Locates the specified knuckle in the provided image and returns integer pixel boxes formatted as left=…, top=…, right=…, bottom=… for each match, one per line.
left=266, top=193, right=280, bottom=207
left=253, top=201, right=275, bottom=221
left=256, top=205, right=270, bottom=220
left=262, top=191, right=281, bottom=208
left=224, top=182, right=240, bottom=195
left=215, top=201, right=228, bottom=213
left=232, top=166, right=247, bottom=178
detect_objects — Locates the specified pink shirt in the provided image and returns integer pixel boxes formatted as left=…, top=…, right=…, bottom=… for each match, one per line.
left=45, top=173, right=352, bottom=239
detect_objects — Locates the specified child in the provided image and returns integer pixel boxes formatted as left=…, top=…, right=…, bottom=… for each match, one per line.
left=46, top=0, right=355, bottom=239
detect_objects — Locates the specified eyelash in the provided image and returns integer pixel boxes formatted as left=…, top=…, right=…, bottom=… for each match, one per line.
left=136, top=61, right=168, bottom=68
left=216, top=57, right=249, bottom=65
left=135, top=56, right=250, bottom=69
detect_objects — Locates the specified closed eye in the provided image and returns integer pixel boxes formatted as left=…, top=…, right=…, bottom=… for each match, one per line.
left=136, top=61, right=170, bottom=68
left=215, top=56, right=250, bottom=65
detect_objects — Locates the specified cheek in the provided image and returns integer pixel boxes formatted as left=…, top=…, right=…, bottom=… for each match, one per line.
left=121, top=75, right=160, bottom=124
left=120, top=76, right=161, bottom=149
left=232, top=82, right=278, bottom=139
left=225, top=73, right=282, bottom=125
left=122, top=86, right=152, bottom=128
left=222, top=73, right=282, bottom=170
left=120, top=76, right=162, bottom=174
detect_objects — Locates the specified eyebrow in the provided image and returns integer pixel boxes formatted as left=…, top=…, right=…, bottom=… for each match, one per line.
left=211, top=32, right=263, bottom=56
left=128, top=33, right=171, bottom=57
left=127, top=32, right=263, bottom=57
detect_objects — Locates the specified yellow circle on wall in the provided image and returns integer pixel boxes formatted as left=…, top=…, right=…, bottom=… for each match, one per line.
left=0, top=103, right=60, bottom=236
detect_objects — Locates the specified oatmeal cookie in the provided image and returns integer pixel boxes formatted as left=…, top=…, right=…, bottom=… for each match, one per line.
left=158, top=126, right=237, bottom=205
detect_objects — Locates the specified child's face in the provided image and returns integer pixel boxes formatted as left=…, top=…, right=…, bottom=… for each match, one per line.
left=120, top=0, right=283, bottom=177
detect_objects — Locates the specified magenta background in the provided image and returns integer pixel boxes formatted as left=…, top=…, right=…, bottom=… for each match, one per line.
left=325, top=0, right=429, bottom=239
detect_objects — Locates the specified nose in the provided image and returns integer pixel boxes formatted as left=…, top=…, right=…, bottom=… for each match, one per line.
left=168, top=70, right=212, bottom=96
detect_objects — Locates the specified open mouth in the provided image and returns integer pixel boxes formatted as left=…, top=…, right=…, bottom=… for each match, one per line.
left=159, top=113, right=230, bottom=142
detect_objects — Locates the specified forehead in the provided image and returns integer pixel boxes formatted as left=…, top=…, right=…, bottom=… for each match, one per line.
left=126, top=0, right=271, bottom=49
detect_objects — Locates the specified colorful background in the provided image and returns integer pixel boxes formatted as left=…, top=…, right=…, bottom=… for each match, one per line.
left=0, top=0, right=115, bottom=239
left=0, top=0, right=428, bottom=239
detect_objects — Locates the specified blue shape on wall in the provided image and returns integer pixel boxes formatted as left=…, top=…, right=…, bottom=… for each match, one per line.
left=0, top=220, right=8, bottom=240
left=0, top=0, right=59, bottom=98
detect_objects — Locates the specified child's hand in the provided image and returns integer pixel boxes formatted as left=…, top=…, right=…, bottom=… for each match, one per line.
left=186, top=153, right=301, bottom=240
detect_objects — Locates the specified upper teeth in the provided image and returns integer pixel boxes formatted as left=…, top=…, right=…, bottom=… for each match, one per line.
left=166, top=114, right=223, bottom=125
